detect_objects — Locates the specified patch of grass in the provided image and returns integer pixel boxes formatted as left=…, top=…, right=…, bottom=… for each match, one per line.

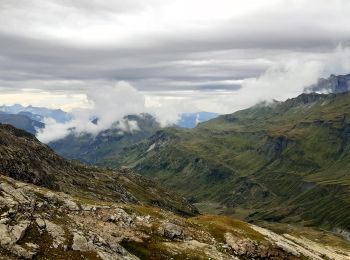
left=257, top=221, right=350, bottom=252
left=120, top=241, right=152, bottom=259
left=190, top=215, right=266, bottom=242
left=129, top=204, right=166, bottom=219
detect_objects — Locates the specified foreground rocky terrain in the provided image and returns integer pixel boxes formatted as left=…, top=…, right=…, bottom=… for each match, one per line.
left=1, top=174, right=349, bottom=259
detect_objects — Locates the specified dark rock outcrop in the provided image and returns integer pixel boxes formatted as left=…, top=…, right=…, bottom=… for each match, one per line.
left=305, top=73, right=350, bottom=93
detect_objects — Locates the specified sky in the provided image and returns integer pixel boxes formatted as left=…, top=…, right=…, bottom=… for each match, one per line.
left=1, top=0, right=350, bottom=140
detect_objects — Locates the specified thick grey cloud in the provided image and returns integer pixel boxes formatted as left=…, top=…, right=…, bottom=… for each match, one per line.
left=0, top=0, right=350, bottom=111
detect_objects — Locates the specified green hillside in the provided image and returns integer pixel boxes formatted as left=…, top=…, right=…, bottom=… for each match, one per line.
left=112, top=92, right=350, bottom=233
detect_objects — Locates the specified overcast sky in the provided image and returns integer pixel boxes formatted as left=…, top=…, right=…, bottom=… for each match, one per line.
left=1, top=0, right=350, bottom=116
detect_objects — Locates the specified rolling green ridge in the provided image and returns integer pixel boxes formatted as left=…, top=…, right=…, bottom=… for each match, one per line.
left=110, top=92, right=350, bottom=232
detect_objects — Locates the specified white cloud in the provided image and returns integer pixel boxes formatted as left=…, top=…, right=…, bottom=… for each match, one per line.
left=229, top=45, right=350, bottom=111
left=30, top=45, right=350, bottom=143
left=37, top=81, right=146, bottom=142
left=21, top=45, right=350, bottom=144
left=146, top=45, right=350, bottom=115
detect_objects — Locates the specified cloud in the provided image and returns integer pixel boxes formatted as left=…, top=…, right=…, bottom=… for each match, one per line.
left=1, top=0, right=350, bottom=96
left=83, top=81, right=145, bottom=131
left=1, top=0, right=350, bottom=138
left=33, top=45, right=350, bottom=143
left=145, top=45, right=350, bottom=115
left=37, top=81, right=146, bottom=142
left=230, top=58, right=323, bottom=109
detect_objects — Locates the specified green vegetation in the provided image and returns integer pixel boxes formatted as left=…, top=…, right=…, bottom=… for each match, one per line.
left=113, top=92, right=350, bottom=231
left=190, top=215, right=266, bottom=242
left=257, top=221, right=350, bottom=251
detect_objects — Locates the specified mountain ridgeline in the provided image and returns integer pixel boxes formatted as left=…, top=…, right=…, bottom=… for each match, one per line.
left=0, top=124, right=197, bottom=216
left=305, top=73, right=350, bottom=93
left=0, top=113, right=44, bottom=135
left=0, top=104, right=71, bottom=123
left=112, top=91, right=350, bottom=233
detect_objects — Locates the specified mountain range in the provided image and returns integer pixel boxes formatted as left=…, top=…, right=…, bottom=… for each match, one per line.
left=112, top=91, right=350, bottom=235
left=1, top=120, right=347, bottom=259
left=0, top=104, right=71, bottom=123
left=75, top=73, right=350, bottom=235
left=1, top=74, right=350, bottom=258
left=3, top=74, right=350, bottom=234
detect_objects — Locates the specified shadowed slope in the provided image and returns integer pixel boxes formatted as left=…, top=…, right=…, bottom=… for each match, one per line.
left=0, top=124, right=197, bottom=216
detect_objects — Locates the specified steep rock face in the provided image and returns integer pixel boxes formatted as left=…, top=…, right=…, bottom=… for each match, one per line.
left=114, top=92, right=350, bottom=231
left=0, top=124, right=197, bottom=216
left=305, top=73, right=350, bottom=93
left=1, top=175, right=348, bottom=260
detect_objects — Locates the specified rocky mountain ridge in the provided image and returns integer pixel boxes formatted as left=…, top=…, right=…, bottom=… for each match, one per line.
left=305, top=73, right=350, bottom=93
left=0, top=124, right=197, bottom=216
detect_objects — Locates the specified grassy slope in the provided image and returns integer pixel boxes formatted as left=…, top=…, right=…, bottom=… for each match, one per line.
left=113, top=92, right=350, bottom=231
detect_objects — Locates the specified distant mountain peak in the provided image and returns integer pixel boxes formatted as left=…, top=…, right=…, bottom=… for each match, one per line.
left=0, top=104, right=71, bottom=123
left=305, top=73, right=350, bottom=94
